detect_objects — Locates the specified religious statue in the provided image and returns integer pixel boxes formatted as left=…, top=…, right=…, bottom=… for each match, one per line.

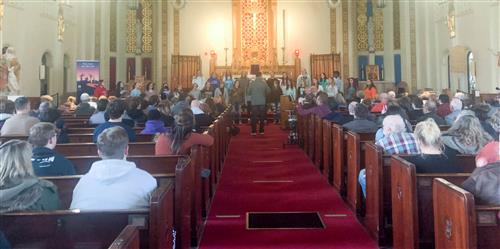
left=0, top=47, right=21, bottom=95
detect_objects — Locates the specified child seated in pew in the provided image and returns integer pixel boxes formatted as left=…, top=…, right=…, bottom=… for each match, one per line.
left=141, top=110, right=168, bottom=135
left=462, top=141, right=500, bottom=205
left=404, top=119, right=459, bottom=173
left=0, top=140, right=60, bottom=213
left=71, top=126, right=157, bottom=210
left=29, top=122, right=76, bottom=176
left=442, top=112, right=492, bottom=155
left=155, top=109, right=214, bottom=155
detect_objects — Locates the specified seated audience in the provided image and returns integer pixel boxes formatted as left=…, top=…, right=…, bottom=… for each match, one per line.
left=442, top=113, right=492, bottom=154
left=71, top=127, right=157, bottom=210
left=88, top=96, right=98, bottom=109
left=471, top=104, right=498, bottom=140
left=0, top=139, right=60, bottom=213
left=156, top=109, right=214, bottom=155
left=445, top=97, right=462, bottom=125
left=125, top=97, right=147, bottom=124
left=39, top=107, right=69, bottom=144
left=375, top=104, right=413, bottom=141
left=192, top=100, right=214, bottom=131
left=342, top=103, right=378, bottom=133
left=1, top=96, right=39, bottom=136
left=74, top=93, right=96, bottom=116
left=359, top=115, right=421, bottom=197
left=212, top=96, right=226, bottom=117
left=416, top=100, right=446, bottom=125
left=157, top=100, right=174, bottom=128
left=89, top=99, right=108, bottom=125
left=370, top=93, right=389, bottom=113
left=141, top=110, right=168, bottom=135
left=146, top=95, right=159, bottom=112
left=93, top=100, right=137, bottom=142
left=437, top=94, right=451, bottom=118
left=297, top=91, right=332, bottom=118
left=462, top=141, right=500, bottom=205
left=405, top=119, right=459, bottom=173
left=29, top=123, right=76, bottom=176
left=0, top=98, right=15, bottom=130
left=407, top=95, right=424, bottom=121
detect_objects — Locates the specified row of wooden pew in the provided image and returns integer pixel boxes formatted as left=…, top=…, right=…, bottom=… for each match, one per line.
left=0, top=107, right=234, bottom=249
left=296, top=113, right=499, bottom=249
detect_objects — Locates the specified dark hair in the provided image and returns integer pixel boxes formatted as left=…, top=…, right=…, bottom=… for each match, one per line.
left=170, top=109, right=195, bottom=154
left=471, top=104, right=491, bottom=121
left=398, top=96, right=413, bottom=112
left=256, top=71, right=262, bottom=77
left=14, top=96, right=29, bottom=110
left=39, top=108, right=61, bottom=123
left=385, top=104, right=410, bottom=121
left=438, top=94, right=449, bottom=104
left=106, top=99, right=126, bottom=119
left=354, top=103, right=370, bottom=119
left=366, top=80, right=376, bottom=90
left=409, top=95, right=423, bottom=109
left=149, top=95, right=159, bottom=106
left=0, top=99, right=15, bottom=114
left=147, top=109, right=162, bottom=121
left=97, top=99, right=109, bottom=112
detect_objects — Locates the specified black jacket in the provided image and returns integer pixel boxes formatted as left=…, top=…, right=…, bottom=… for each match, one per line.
left=31, top=147, right=76, bottom=176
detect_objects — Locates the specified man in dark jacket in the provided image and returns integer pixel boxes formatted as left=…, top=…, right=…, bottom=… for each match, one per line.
left=28, top=122, right=76, bottom=176
left=247, top=71, right=271, bottom=135
left=342, top=103, right=379, bottom=132
left=417, top=100, right=446, bottom=126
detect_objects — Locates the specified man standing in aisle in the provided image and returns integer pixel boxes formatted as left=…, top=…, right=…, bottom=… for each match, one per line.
left=247, top=71, right=270, bottom=136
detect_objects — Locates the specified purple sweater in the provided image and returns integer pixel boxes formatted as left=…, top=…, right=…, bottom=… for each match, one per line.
left=297, top=104, right=332, bottom=118
left=141, top=120, right=168, bottom=134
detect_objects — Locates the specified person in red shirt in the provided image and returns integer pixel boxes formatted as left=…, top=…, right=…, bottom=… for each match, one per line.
left=93, top=80, right=108, bottom=98
left=364, top=80, right=378, bottom=100
left=436, top=94, right=452, bottom=118
left=155, top=108, right=214, bottom=155
left=371, top=92, right=389, bottom=113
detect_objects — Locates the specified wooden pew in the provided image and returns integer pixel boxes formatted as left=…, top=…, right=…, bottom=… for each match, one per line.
left=297, top=112, right=305, bottom=148
left=433, top=178, right=500, bottom=249
left=314, top=114, right=323, bottom=171
left=345, top=131, right=375, bottom=214
left=332, top=124, right=346, bottom=195
left=67, top=127, right=143, bottom=134
left=0, top=134, right=154, bottom=144
left=56, top=142, right=155, bottom=156
left=322, top=120, right=332, bottom=181
left=66, top=155, right=181, bottom=175
left=307, top=114, right=315, bottom=160
left=390, top=155, right=474, bottom=249
left=108, top=225, right=141, bottom=249
left=0, top=180, right=175, bottom=249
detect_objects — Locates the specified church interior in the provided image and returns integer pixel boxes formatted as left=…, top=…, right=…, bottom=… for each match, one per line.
left=0, top=0, right=499, bottom=249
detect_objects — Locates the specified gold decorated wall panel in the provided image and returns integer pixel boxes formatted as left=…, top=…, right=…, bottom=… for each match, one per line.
left=393, top=0, right=400, bottom=50
left=110, top=0, right=117, bottom=53
left=126, top=9, right=136, bottom=53
left=410, top=0, right=417, bottom=86
left=373, top=3, right=383, bottom=51
left=356, top=0, right=368, bottom=51
left=141, top=0, right=153, bottom=53
left=162, top=1, right=168, bottom=81
left=174, top=9, right=179, bottom=55
left=342, top=1, right=349, bottom=79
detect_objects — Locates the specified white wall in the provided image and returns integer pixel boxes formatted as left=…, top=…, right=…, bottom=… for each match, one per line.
left=4, top=1, right=96, bottom=97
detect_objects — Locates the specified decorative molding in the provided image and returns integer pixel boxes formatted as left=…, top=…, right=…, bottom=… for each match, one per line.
left=373, top=2, right=384, bottom=51
left=141, top=0, right=153, bottom=53
left=342, top=1, right=349, bottom=79
left=410, top=0, right=417, bottom=86
left=330, top=7, right=336, bottom=52
left=393, top=0, right=400, bottom=50
left=356, top=0, right=368, bottom=51
left=110, top=0, right=117, bottom=52
left=174, top=8, right=179, bottom=55
left=95, top=2, right=101, bottom=59
left=162, top=1, right=168, bottom=81
left=126, top=9, right=136, bottom=54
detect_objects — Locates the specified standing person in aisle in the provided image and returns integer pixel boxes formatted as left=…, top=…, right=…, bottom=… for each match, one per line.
left=247, top=71, right=271, bottom=136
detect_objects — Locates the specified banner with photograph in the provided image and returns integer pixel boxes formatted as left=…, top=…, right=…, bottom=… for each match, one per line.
left=76, top=60, right=100, bottom=99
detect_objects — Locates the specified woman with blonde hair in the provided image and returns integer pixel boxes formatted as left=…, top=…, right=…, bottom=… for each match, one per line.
left=442, top=113, right=492, bottom=154
left=64, top=96, right=77, bottom=111
left=0, top=140, right=60, bottom=213
left=405, top=119, right=460, bottom=173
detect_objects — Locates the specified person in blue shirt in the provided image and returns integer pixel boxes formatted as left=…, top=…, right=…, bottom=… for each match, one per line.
left=93, top=100, right=136, bottom=143
left=28, top=122, right=76, bottom=176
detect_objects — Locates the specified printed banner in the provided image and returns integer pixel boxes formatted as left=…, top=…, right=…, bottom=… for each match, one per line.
left=76, top=60, right=100, bottom=99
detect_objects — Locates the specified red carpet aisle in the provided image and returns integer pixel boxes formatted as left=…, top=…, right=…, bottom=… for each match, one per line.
left=199, top=124, right=377, bottom=249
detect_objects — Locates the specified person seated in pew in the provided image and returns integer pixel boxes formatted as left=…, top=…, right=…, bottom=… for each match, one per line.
left=29, top=123, right=76, bottom=176
left=39, top=107, right=69, bottom=144
left=442, top=112, right=492, bottom=155
left=359, top=115, right=421, bottom=197
left=71, top=127, right=157, bottom=210
left=462, top=141, right=500, bottom=205
left=124, top=97, right=147, bottom=125
left=375, top=104, right=413, bottom=141
left=191, top=100, right=215, bottom=132
left=157, top=100, right=175, bottom=128
left=296, top=91, right=332, bottom=118
left=74, top=93, right=96, bottom=116
left=436, top=94, right=451, bottom=118
left=342, top=103, right=378, bottom=133
left=404, top=119, right=459, bottom=173
left=93, top=100, right=136, bottom=143
left=89, top=98, right=108, bottom=125
left=445, top=98, right=463, bottom=125
left=155, top=109, right=214, bottom=155
left=471, top=104, right=498, bottom=140
left=0, top=140, right=60, bottom=213
left=0, top=98, right=15, bottom=130
left=141, top=110, right=168, bottom=135
left=370, top=92, right=389, bottom=113
left=407, top=95, right=424, bottom=121
left=1, top=96, right=40, bottom=136
left=324, top=101, right=354, bottom=125
left=416, top=100, right=446, bottom=126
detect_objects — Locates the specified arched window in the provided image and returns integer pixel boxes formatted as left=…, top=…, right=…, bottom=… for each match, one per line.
left=466, top=51, right=476, bottom=93
left=40, top=52, right=52, bottom=96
